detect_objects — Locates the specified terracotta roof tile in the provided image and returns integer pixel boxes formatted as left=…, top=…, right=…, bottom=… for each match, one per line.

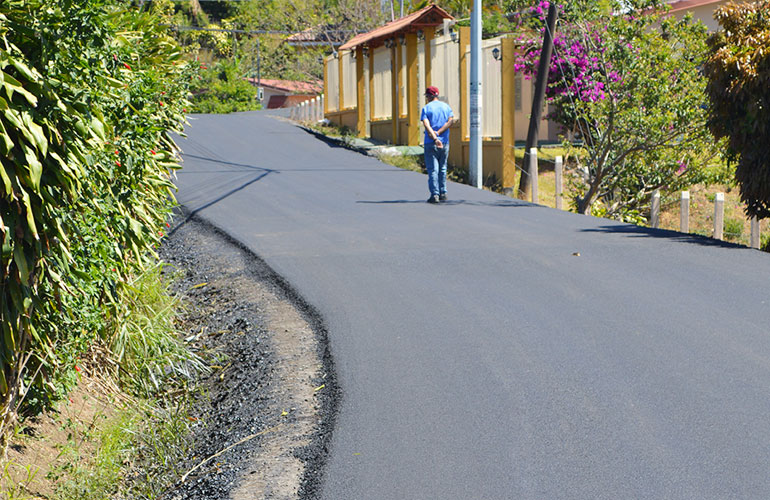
left=339, top=4, right=453, bottom=51
left=247, top=78, right=322, bottom=94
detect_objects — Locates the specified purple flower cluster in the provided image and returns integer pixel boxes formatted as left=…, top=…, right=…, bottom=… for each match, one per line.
left=514, top=6, right=625, bottom=105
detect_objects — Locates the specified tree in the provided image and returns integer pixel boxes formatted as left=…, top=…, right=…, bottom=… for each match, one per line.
left=703, top=0, right=770, bottom=219
left=514, top=1, right=716, bottom=219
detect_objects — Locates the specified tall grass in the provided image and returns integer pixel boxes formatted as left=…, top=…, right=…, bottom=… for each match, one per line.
left=110, top=263, right=206, bottom=398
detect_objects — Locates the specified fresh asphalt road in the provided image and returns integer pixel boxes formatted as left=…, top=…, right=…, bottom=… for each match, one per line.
left=174, top=111, right=770, bottom=499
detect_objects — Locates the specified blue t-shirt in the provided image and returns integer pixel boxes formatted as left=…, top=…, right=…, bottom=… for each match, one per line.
left=420, top=100, right=454, bottom=146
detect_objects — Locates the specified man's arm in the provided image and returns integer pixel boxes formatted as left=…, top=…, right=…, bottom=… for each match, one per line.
left=434, top=116, right=455, bottom=137
left=422, top=117, right=439, bottom=141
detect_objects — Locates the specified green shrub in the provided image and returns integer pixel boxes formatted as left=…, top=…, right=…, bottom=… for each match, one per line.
left=0, top=0, right=194, bottom=443
left=723, top=217, right=744, bottom=242
left=189, top=59, right=262, bottom=113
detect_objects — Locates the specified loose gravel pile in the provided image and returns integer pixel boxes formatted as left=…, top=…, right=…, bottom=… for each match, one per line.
left=158, top=212, right=337, bottom=499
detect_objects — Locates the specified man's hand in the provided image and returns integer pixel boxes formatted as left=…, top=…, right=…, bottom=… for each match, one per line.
left=435, top=138, right=443, bottom=149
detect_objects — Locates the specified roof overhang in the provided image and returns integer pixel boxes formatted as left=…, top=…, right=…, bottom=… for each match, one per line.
left=339, top=4, right=454, bottom=51
left=667, top=0, right=724, bottom=14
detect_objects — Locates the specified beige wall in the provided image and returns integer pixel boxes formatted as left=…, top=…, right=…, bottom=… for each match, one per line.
left=670, top=2, right=725, bottom=32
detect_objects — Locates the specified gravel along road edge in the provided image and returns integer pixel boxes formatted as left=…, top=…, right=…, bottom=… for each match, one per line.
left=160, top=209, right=338, bottom=499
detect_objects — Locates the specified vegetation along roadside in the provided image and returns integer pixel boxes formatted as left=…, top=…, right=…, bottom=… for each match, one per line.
left=0, top=0, right=202, bottom=496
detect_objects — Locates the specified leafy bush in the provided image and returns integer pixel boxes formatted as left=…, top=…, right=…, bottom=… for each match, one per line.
left=514, top=0, right=716, bottom=218
left=0, top=0, right=195, bottom=443
left=189, top=59, right=262, bottom=113
left=704, top=0, right=770, bottom=219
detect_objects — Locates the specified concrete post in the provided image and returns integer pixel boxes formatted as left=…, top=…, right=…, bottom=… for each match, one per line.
left=751, top=215, right=760, bottom=249
left=651, top=190, right=660, bottom=229
left=555, top=155, right=563, bottom=210
left=680, top=191, right=690, bottom=233
left=714, top=192, right=724, bottom=240
left=529, top=147, right=538, bottom=204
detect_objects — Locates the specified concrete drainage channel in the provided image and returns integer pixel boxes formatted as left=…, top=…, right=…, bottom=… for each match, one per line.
left=160, top=209, right=338, bottom=499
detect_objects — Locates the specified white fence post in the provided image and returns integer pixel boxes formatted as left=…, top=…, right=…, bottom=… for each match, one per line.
left=680, top=191, right=689, bottom=233
left=714, top=192, right=724, bottom=240
left=651, top=189, right=660, bottom=229
left=555, top=155, right=563, bottom=210
left=751, top=215, right=760, bottom=249
left=529, top=147, right=538, bottom=204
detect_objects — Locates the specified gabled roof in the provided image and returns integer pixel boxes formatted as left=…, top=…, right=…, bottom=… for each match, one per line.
left=247, top=78, right=322, bottom=94
left=667, top=0, right=725, bottom=13
left=339, top=4, right=454, bottom=51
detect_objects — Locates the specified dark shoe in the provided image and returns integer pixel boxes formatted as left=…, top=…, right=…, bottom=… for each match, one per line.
left=439, top=193, right=448, bottom=202
left=427, top=195, right=440, bottom=204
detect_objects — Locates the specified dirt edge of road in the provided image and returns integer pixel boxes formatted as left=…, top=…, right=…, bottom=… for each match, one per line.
left=163, top=208, right=339, bottom=499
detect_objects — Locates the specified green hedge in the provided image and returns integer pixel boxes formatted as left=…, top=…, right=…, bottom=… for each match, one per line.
left=0, top=0, right=194, bottom=441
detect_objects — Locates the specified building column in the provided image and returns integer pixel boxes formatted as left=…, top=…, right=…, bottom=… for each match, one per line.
left=501, top=37, right=516, bottom=192
left=356, top=46, right=366, bottom=137
left=424, top=28, right=434, bottom=88
left=459, top=26, right=470, bottom=142
left=406, top=33, right=420, bottom=146
left=368, top=46, right=375, bottom=125
left=323, top=57, right=329, bottom=116
left=338, top=51, right=345, bottom=114
left=391, top=43, right=399, bottom=144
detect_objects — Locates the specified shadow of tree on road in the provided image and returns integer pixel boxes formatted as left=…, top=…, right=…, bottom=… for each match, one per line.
left=581, top=224, right=745, bottom=249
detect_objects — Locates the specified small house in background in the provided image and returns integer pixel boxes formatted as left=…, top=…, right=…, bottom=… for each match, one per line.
left=666, top=0, right=728, bottom=31
left=247, top=78, right=322, bottom=109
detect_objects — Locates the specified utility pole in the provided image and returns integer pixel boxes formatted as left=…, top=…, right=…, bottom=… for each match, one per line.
left=518, top=3, right=558, bottom=200
left=469, top=0, right=483, bottom=188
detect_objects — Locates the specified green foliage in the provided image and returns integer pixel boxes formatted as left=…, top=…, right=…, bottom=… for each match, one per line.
left=704, top=0, right=770, bottom=219
left=189, top=59, right=262, bottom=113
left=723, top=217, right=744, bottom=242
left=0, top=0, right=194, bottom=442
left=50, top=394, right=196, bottom=500
left=537, top=1, right=718, bottom=218
left=110, top=263, right=205, bottom=398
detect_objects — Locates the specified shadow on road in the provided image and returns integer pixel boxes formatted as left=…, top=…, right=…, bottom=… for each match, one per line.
left=357, top=199, right=538, bottom=208
left=581, top=224, right=745, bottom=249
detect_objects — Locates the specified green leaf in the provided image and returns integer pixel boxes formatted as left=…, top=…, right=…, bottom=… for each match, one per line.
left=22, top=144, right=42, bottom=193
left=19, top=187, right=39, bottom=239
left=13, top=240, right=30, bottom=283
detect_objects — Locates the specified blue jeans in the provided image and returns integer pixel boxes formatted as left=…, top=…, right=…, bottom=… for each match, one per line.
left=425, top=142, right=449, bottom=196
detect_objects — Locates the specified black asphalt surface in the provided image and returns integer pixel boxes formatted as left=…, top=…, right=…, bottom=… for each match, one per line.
left=174, top=111, right=770, bottom=499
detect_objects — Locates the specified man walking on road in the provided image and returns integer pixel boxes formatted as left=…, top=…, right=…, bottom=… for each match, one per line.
left=421, top=86, right=455, bottom=204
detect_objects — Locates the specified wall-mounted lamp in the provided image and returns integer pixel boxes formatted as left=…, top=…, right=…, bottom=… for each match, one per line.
left=350, top=49, right=356, bottom=60
left=450, top=30, right=458, bottom=43
left=384, top=38, right=393, bottom=49
left=492, top=47, right=501, bottom=61
left=416, top=29, right=424, bottom=41
left=399, top=34, right=406, bottom=46
left=362, top=46, right=369, bottom=57
left=333, top=51, right=338, bottom=59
